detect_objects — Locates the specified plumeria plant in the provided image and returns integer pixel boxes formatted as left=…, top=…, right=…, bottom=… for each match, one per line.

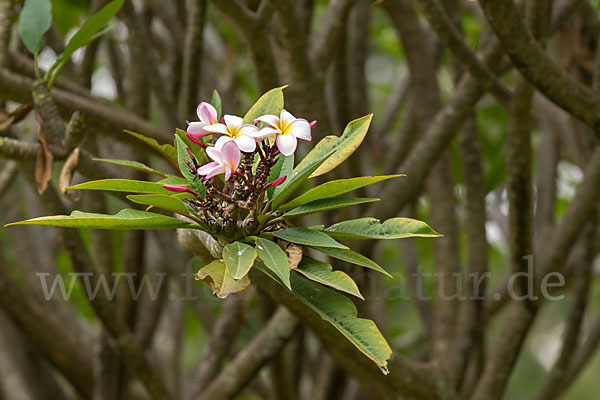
left=7, top=87, right=439, bottom=373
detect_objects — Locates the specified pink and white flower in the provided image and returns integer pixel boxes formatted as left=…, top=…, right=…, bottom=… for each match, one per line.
left=255, top=110, right=312, bottom=156
left=197, top=141, right=241, bottom=181
left=203, top=115, right=271, bottom=153
left=187, top=102, right=219, bottom=143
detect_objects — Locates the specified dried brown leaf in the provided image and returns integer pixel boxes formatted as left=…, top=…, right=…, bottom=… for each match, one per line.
left=285, top=243, right=303, bottom=270
left=59, top=148, right=81, bottom=201
left=35, top=124, right=53, bottom=195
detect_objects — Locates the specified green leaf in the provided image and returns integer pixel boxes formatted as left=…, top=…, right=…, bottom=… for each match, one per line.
left=325, top=217, right=441, bottom=240
left=293, top=136, right=338, bottom=175
left=47, top=0, right=124, bottom=86
left=294, top=114, right=373, bottom=178
left=288, top=273, right=391, bottom=372
left=196, top=259, right=251, bottom=298
left=309, top=246, right=392, bottom=278
left=92, top=158, right=168, bottom=178
left=267, top=154, right=293, bottom=201
left=295, top=257, right=364, bottom=299
left=68, top=179, right=173, bottom=194
left=126, top=194, right=189, bottom=215
left=255, top=237, right=291, bottom=290
left=5, top=209, right=199, bottom=230
left=18, top=0, right=53, bottom=54
left=211, top=90, right=222, bottom=120
left=271, top=149, right=335, bottom=210
left=279, top=175, right=403, bottom=211
left=175, top=135, right=206, bottom=198
left=283, top=197, right=379, bottom=218
left=243, top=85, right=287, bottom=125
left=271, top=228, right=348, bottom=249
left=223, top=242, right=257, bottom=280
left=158, top=176, right=189, bottom=186
left=124, top=130, right=178, bottom=167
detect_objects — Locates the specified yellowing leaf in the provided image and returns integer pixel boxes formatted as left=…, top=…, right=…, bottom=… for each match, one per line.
left=294, top=114, right=372, bottom=178
left=243, top=85, right=287, bottom=125
left=195, top=259, right=250, bottom=298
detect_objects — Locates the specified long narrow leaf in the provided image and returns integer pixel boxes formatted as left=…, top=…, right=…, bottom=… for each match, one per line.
left=283, top=197, right=379, bottom=218
left=93, top=158, right=168, bottom=178
left=325, top=217, right=441, bottom=240
left=5, top=209, right=199, bottom=230
left=126, top=194, right=189, bottom=215
left=69, top=179, right=173, bottom=194
left=279, top=175, right=403, bottom=211
left=124, top=130, right=178, bottom=167
left=271, top=228, right=348, bottom=249
left=295, top=257, right=364, bottom=299
left=309, top=246, right=392, bottom=278
left=47, top=0, right=125, bottom=86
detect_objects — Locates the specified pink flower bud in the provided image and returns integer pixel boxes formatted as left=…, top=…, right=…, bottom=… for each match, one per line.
left=163, top=185, right=199, bottom=197
left=186, top=133, right=207, bottom=148
left=309, top=120, right=317, bottom=129
left=264, top=175, right=287, bottom=188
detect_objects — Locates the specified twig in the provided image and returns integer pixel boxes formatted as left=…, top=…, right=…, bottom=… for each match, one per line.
left=181, top=0, right=207, bottom=120
left=196, top=307, right=298, bottom=400
left=453, top=116, right=489, bottom=390
left=185, top=294, right=246, bottom=400
left=477, top=0, right=600, bottom=131
left=532, top=218, right=595, bottom=400
left=0, top=253, right=94, bottom=398
left=0, top=68, right=171, bottom=143
left=310, top=0, right=356, bottom=73
left=0, top=160, right=17, bottom=196
left=0, top=311, right=70, bottom=400
left=119, top=1, right=179, bottom=129
left=416, top=0, right=512, bottom=107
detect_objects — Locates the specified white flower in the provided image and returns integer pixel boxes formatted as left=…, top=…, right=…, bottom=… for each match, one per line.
left=255, top=109, right=312, bottom=156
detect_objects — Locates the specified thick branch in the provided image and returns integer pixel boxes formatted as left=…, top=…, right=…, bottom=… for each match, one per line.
left=478, top=0, right=600, bottom=131
left=196, top=307, right=298, bottom=400
left=416, top=0, right=512, bottom=106
left=0, top=68, right=171, bottom=143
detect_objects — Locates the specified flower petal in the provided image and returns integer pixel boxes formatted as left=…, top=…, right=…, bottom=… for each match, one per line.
left=224, top=162, right=232, bottom=181
left=288, top=118, right=311, bottom=141
left=224, top=115, right=244, bottom=130
left=254, top=126, right=281, bottom=139
left=187, top=121, right=210, bottom=136
left=197, top=162, right=219, bottom=176
left=255, top=114, right=280, bottom=128
left=234, top=134, right=256, bottom=153
left=221, top=140, right=241, bottom=167
left=276, top=133, right=298, bottom=156
left=238, top=124, right=259, bottom=136
left=197, top=102, right=218, bottom=124
left=204, top=164, right=225, bottom=180
left=280, top=109, right=296, bottom=127
left=205, top=146, right=222, bottom=163
left=203, top=123, right=230, bottom=135
left=215, top=135, right=234, bottom=150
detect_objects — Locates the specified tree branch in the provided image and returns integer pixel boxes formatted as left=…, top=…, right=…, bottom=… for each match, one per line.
left=196, top=307, right=298, bottom=400
left=0, top=68, right=171, bottom=143
left=478, top=0, right=600, bottom=131
left=415, top=0, right=512, bottom=106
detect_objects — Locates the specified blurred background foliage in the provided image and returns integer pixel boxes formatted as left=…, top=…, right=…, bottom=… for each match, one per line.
left=1, top=0, right=600, bottom=399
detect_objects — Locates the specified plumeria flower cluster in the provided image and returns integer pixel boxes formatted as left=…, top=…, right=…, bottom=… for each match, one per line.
left=163, top=101, right=315, bottom=237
